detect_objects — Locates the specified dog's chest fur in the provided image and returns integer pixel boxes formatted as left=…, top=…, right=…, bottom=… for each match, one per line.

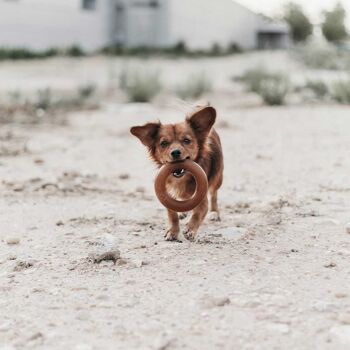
left=166, top=173, right=196, bottom=200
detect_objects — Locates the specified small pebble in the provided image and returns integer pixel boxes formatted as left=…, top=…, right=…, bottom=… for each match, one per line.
left=338, top=313, right=350, bottom=325
left=335, top=293, right=347, bottom=299
left=201, top=296, right=231, bottom=309
left=324, top=262, right=337, bottom=268
left=6, top=238, right=20, bottom=245
left=346, top=222, right=350, bottom=234
left=118, top=173, right=130, bottom=180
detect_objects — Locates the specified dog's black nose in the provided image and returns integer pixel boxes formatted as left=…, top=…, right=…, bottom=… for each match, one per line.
left=171, top=149, right=181, bottom=159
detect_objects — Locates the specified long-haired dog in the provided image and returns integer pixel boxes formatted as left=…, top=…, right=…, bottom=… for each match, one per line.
left=130, top=106, right=223, bottom=241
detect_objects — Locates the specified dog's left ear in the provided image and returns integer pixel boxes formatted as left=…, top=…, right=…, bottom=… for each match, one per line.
left=187, top=106, right=216, bottom=136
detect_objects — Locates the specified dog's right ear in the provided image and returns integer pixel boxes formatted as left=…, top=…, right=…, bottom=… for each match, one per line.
left=130, top=122, right=160, bottom=147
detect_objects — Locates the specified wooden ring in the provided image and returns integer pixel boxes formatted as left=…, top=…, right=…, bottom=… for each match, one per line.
left=154, top=159, right=208, bottom=212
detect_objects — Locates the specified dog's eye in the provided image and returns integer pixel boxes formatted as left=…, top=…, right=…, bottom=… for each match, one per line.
left=183, top=138, right=191, bottom=145
left=160, top=141, right=169, bottom=148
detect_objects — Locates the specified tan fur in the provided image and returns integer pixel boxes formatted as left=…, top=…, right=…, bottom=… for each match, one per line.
left=130, top=106, right=224, bottom=241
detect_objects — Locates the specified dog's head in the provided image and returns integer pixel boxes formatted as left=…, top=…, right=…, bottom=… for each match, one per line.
left=130, top=106, right=216, bottom=166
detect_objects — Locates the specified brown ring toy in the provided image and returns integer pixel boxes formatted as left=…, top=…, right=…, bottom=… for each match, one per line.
left=154, top=159, right=208, bottom=212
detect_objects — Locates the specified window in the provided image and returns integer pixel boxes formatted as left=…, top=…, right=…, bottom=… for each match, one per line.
left=82, top=0, right=96, bottom=10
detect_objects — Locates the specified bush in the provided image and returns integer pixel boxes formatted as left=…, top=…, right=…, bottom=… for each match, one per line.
left=241, top=68, right=290, bottom=105
left=297, top=43, right=339, bottom=70
left=176, top=74, right=212, bottom=100
left=66, top=45, right=85, bottom=57
left=0, top=47, right=58, bottom=60
left=258, top=76, right=290, bottom=105
left=120, top=69, right=162, bottom=102
left=35, top=88, right=52, bottom=110
left=284, top=2, right=313, bottom=42
left=78, top=83, right=96, bottom=99
left=332, top=78, right=350, bottom=104
left=322, top=3, right=348, bottom=42
left=241, top=67, right=272, bottom=93
left=305, top=80, right=329, bottom=98
left=101, top=41, right=242, bottom=58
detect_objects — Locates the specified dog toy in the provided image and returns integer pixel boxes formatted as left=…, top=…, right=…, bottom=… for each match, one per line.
left=154, top=159, right=208, bottom=212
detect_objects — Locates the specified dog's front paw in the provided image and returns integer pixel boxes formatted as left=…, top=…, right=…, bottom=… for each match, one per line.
left=164, top=227, right=180, bottom=241
left=183, top=225, right=198, bottom=242
left=208, top=211, right=221, bottom=222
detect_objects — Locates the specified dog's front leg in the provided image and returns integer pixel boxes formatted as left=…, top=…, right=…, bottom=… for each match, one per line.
left=164, top=209, right=180, bottom=241
left=183, top=196, right=208, bottom=241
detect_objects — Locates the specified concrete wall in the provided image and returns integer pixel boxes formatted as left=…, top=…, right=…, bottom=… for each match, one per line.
left=0, top=0, right=113, bottom=51
left=118, top=0, right=170, bottom=48
left=167, top=0, right=261, bottom=50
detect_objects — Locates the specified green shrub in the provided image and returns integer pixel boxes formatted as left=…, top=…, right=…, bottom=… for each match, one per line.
left=322, top=3, right=348, bottom=42
left=78, top=83, right=96, bottom=99
left=35, top=88, right=52, bottom=110
left=305, top=80, right=329, bottom=98
left=0, top=47, right=58, bottom=60
left=66, top=45, right=85, bottom=57
left=332, top=78, right=350, bottom=104
left=120, top=69, right=162, bottom=102
left=297, top=43, right=339, bottom=70
left=258, top=75, right=290, bottom=105
left=176, top=73, right=212, bottom=100
left=284, top=2, right=313, bottom=42
left=241, top=67, right=290, bottom=105
left=241, top=67, right=273, bottom=93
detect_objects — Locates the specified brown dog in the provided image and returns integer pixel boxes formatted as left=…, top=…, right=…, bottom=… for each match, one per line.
left=130, top=106, right=223, bottom=241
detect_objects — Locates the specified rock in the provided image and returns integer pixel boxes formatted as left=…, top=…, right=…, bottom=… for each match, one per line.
left=346, top=222, right=350, bottom=234
left=324, top=262, right=337, bottom=268
left=153, top=337, right=173, bottom=350
left=118, top=173, right=130, bottom=180
left=6, top=238, right=20, bottom=245
left=330, top=325, right=350, bottom=345
left=0, top=321, right=12, bottom=332
left=201, top=296, right=231, bottom=309
left=13, top=260, right=35, bottom=272
left=267, top=323, right=290, bottom=334
left=89, top=234, right=121, bottom=264
left=131, top=259, right=149, bottom=268
left=27, top=332, right=44, bottom=341
left=338, top=313, right=350, bottom=325
left=335, top=293, right=347, bottom=299
left=89, top=251, right=120, bottom=264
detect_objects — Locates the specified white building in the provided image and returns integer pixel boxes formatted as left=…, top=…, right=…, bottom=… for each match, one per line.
left=0, top=0, right=290, bottom=52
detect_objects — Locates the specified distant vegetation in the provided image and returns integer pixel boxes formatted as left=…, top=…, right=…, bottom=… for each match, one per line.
left=176, top=73, right=212, bottom=100
left=241, top=68, right=290, bottom=106
left=331, top=78, right=350, bottom=104
left=322, top=2, right=349, bottom=42
left=283, top=2, right=313, bottom=42
left=0, top=45, right=86, bottom=60
left=119, top=68, right=162, bottom=103
left=101, top=41, right=242, bottom=58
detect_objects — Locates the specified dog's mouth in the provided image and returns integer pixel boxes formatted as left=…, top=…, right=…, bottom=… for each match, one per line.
left=173, top=168, right=186, bottom=178
left=168, top=156, right=190, bottom=178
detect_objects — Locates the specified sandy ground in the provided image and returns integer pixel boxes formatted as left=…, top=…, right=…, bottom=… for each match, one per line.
left=1, top=54, right=350, bottom=350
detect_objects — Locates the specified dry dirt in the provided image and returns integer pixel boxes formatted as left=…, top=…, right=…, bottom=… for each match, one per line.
left=1, top=53, right=350, bottom=350
left=1, top=102, right=350, bottom=350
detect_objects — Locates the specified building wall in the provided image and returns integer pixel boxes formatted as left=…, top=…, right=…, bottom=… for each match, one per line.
left=117, top=0, right=170, bottom=48
left=0, top=0, right=112, bottom=51
left=167, top=0, right=261, bottom=50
